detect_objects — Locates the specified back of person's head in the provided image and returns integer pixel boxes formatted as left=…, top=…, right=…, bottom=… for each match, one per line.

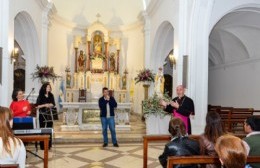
left=215, top=134, right=246, bottom=168
left=11, top=88, right=23, bottom=101
left=168, top=118, right=186, bottom=137
left=0, top=106, right=19, bottom=156
left=245, top=116, right=260, bottom=132
left=204, top=111, right=224, bottom=143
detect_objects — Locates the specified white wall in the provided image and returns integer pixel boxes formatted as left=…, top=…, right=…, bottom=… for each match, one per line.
left=209, top=61, right=260, bottom=109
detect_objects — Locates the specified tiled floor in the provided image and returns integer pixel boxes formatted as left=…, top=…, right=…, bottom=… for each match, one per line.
left=25, top=143, right=164, bottom=168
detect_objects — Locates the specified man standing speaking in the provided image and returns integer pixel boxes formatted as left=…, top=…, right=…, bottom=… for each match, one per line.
left=160, top=85, right=194, bottom=134
left=98, top=87, right=119, bottom=147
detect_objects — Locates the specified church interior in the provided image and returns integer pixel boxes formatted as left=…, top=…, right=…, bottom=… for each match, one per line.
left=1, top=0, right=260, bottom=167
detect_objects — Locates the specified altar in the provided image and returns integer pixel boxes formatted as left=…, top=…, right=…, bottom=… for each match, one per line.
left=61, top=20, right=131, bottom=131
left=61, top=102, right=131, bottom=131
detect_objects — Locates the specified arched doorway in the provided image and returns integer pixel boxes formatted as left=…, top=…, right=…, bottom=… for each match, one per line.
left=14, top=11, right=40, bottom=92
left=151, top=21, right=174, bottom=95
left=208, top=8, right=260, bottom=108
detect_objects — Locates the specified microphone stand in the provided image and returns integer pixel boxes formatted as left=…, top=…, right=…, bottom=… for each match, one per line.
left=26, top=88, right=35, bottom=101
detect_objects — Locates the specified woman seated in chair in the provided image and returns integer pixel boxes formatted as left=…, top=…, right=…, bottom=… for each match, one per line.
left=36, top=82, right=55, bottom=150
left=0, top=106, right=26, bottom=168
left=199, top=111, right=225, bottom=168
left=159, top=118, right=200, bottom=168
left=215, top=134, right=248, bottom=168
left=10, top=88, right=31, bottom=117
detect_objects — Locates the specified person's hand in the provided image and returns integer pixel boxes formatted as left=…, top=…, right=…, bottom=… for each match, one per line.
left=160, top=100, right=167, bottom=107
left=22, top=106, right=28, bottom=112
left=105, top=95, right=110, bottom=101
left=170, top=101, right=179, bottom=109
left=27, top=111, right=31, bottom=115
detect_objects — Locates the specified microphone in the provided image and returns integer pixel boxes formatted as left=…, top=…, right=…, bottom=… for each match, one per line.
left=26, top=88, right=35, bottom=100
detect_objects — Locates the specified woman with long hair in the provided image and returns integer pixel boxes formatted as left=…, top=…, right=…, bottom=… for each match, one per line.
left=199, top=111, right=225, bottom=168
left=36, top=82, right=55, bottom=150
left=0, top=106, right=26, bottom=167
left=10, top=88, right=31, bottom=117
left=159, top=118, right=200, bottom=168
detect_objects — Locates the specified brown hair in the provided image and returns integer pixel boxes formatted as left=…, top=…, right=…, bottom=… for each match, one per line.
left=215, top=134, right=247, bottom=168
left=168, top=118, right=186, bottom=137
left=204, top=111, right=224, bottom=143
left=0, top=106, right=20, bottom=156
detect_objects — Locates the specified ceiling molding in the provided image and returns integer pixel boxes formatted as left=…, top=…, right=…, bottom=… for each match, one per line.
left=146, top=0, right=162, bottom=16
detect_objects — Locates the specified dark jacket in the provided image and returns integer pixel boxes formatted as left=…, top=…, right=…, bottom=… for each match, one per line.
left=159, top=136, right=200, bottom=168
left=98, top=96, right=117, bottom=117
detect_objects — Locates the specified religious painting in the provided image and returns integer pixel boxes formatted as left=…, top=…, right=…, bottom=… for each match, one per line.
left=90, top=31, right=105, bottom=72
left=0, top=47, right=2, bottom=84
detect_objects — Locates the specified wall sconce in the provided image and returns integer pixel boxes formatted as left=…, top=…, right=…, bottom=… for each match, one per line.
left=11, top=48, right=19, bottom=64
left=168, top=51, right=176, bottom=69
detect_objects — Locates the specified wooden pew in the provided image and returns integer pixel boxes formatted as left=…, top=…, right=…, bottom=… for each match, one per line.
left=0, top=165, right=19, bottom=168
left=167, top=156, right=260, bottom=168
left=143, top=135, right=200, bottom=168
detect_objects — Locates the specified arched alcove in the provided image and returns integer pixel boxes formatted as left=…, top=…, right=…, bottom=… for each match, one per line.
left=208, top=7, right=260, bottom=108
left=14, top=11, right=40, bottom=92
left=151, top=21, right=174, bottom=70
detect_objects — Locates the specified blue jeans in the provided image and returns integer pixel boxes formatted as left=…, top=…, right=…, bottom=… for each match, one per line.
left=101, top=117, right=117, bottom=144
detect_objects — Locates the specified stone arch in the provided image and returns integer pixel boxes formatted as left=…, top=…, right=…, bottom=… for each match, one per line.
left=151, top=21, right=174, bottom=71
left=14, top=11, right=40, bottom=92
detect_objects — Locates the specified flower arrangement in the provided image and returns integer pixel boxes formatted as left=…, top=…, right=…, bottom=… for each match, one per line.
left=142, top=93, right=172, bottom=118
left=31, top=65, right=61, bottom=83
left=65, top=66, right=71, bottom=73
left=134, top=68, right=155, bottom=84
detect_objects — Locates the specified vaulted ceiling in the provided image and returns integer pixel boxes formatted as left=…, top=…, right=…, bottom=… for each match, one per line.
left=52, top=0, right=145, bottom=27
left=209, top=8, right=260, bottom=66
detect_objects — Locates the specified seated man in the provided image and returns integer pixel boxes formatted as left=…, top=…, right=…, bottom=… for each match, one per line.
left=243, top=116, right=260, bottom=168
left=159, top=118, right=200, bottom=168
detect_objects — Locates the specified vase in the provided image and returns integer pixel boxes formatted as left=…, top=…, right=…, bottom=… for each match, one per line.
left=145, top=114, right=171, bottom=135
left=40, top=77, right=49, bottom=84
left=143, top=81, right=150, bottom=100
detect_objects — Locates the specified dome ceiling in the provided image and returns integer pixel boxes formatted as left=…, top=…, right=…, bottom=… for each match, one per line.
left=52, top=0, right=145, bottom=27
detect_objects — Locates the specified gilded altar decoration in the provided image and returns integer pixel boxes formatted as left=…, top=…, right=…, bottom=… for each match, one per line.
left=154, top=67, right=165, bottom=97
left=77, top=50, right=85, bottom=72
left=32, top=64, right=61, bottom=84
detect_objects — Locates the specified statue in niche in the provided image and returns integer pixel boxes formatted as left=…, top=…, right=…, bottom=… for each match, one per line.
left=78, top=50, right=85, bottom=72
left=94, top=35, right=102, bottom=54
left=109, top=53, right=116, bottom=71
left=154, top=67, right=165, bottom=97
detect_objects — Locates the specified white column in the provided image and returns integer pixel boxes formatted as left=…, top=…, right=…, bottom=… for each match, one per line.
left=142, top=11, right=151, bottom=68
left=41, top=2, right=55, bottom=65
left=0, top=0, right=13, bottom=106
left=188, top=0, right=215, bottom=134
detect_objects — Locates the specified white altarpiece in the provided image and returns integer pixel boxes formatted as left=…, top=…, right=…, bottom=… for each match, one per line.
left=63, top=21, right=130, bottom=131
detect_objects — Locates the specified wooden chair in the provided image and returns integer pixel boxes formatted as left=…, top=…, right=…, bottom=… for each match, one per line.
left=0, top=164, right=19, bottom=168
left=78, top=89, right=87, bottom=102
left=167, top=156, right=260, bottom=168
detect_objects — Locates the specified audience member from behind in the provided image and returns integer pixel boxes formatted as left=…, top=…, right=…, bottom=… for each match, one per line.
left=159, top=118, right=200, bottom=168
left=243, top=116, right=260, bottom=167
left=199, top=111, right=225, bottom=168
left=0, top=106, right=26, bottom=168
left=215, top=134, right=247, bottom=168
left=10, top=88, right=31, bottom=117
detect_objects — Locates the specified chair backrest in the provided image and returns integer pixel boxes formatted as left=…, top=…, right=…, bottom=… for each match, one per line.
left=167, top=156, right=260, bottom=168
left=13, top=117, right=35, bottom=130
left=0, top=164, right=19, bottom=168
left=78, top=89, right=87, bottom=102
